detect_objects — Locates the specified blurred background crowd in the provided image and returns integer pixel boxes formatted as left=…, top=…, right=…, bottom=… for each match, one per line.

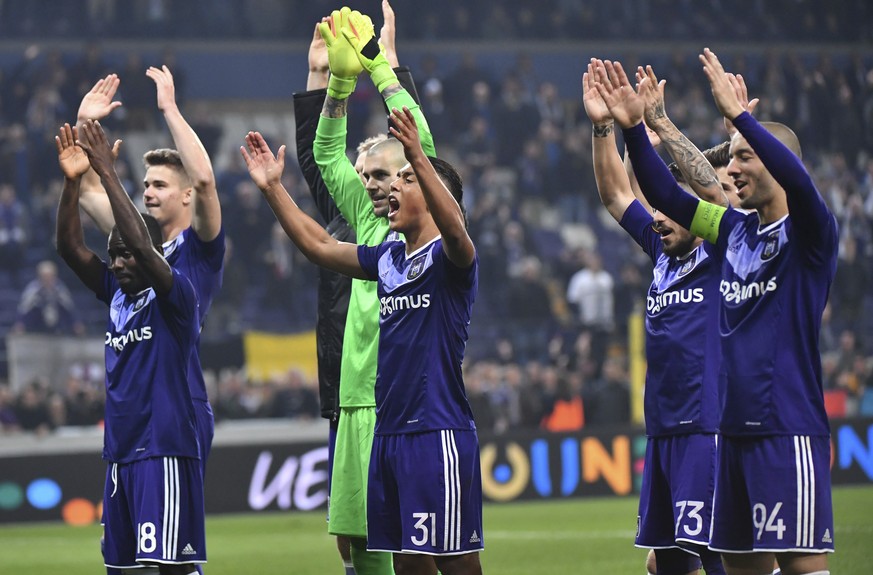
left=1, top=0, right=872, bottom=436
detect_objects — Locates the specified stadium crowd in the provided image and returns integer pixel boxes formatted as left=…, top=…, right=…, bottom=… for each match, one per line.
left=1, top=0, right=869, bottom=43
left=1, top=17, right=873, bottom=437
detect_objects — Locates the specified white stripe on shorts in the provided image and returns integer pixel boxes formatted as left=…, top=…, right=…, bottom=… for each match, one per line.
left=441, top=430, right=461, bottom=551
left=793, top=436, right=815, bottom=548
left=162, top=457, right=180, bottom=560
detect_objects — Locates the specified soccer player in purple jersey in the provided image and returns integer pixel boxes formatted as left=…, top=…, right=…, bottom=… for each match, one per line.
left=56, top=120, right=204, bottom=575
left=241, top=104, right=482, bottom=575
left=594, top=51, right=837, bottom=575
left=583, top=63, right=725, bottom=575
left=76, top=68, right=224, bottom=476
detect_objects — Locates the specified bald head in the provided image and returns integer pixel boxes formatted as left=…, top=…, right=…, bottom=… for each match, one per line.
left=759, top=122, right=802, bottom=159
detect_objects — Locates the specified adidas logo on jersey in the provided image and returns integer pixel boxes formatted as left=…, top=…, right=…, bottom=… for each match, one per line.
left=821, top=528, right=832, bottom=544
left=181, top=543, right=197, bottom=555
left=469, top=531, right=481, bottom=544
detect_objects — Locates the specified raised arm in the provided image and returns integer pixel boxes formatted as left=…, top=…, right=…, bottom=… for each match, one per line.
left=147, top=65, right=221, bottom=241
left=297, top=19, right=344, bottom=225
left=582, top=64, right=635, bottom=222
left=593, top=59, right=708, bottom=236
left=241, top=132, right=366, bottom=278
left=55, top=124, right=104, bottom=295
left=390, top=107, right=474, bottom=267
left=343, top=7, right=436, bottom=156
left=76, top=74, right=122, bottom=234
left=312, top=7, right=373, bottom=228
left=637, top=64, right=727, bottom=206
left=699, top=48, right=835, bottom=250
left=307, top=18, right=331, bottom=91
left=77, top=120, right=174, bottom=295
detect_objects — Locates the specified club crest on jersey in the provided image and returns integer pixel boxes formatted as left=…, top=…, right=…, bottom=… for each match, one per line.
left=761, top=231, right=780, bottom=261
left=677, top=253, right=697, bottom=277
left=133, top=293, right=150, bottom=312
left=407, top=254, right=427, bottom=280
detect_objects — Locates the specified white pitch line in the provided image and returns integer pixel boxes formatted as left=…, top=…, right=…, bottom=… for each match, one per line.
left=485, top=530, right=637, bottom=540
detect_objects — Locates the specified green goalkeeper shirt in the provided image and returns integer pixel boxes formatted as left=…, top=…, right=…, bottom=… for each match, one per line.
left=313, top=89, right=436, bottom=408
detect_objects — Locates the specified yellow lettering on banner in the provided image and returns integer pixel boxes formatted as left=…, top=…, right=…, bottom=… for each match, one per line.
left=582, top=436, right=631, bottom=495
left=243, top=330, right=318, bottom=381
left=480, top=443, right=530, bottom=502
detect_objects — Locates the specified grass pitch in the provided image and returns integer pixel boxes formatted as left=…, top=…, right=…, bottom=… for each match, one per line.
left=1, top=486, right=870, bottom=574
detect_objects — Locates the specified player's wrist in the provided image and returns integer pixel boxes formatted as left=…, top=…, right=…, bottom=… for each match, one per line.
left=327, top=75, right=357, bottom=100
left=592, top=122, right=614, bottom=137
left=368, top=57, right=397, bottom=94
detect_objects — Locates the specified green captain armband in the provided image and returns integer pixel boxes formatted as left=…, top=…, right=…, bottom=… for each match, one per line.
left=689, top=201, right=726, bottom=244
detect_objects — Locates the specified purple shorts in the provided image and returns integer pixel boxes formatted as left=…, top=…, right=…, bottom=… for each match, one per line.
left=710, top=435, right=834, bottom=554
left=636, top=434, right=718, bottom=550
left=103, top=456, right=206, bottom=568
left=368, top=429, right=484, bottom=555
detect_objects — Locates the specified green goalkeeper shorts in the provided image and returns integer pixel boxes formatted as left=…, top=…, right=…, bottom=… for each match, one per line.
left=328, top=406, right=377, bottom=538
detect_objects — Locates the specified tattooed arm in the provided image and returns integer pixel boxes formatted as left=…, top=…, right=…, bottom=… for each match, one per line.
left=638, top=65, right=727, bottom=206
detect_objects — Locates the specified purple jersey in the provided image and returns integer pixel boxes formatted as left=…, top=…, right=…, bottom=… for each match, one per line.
left=714, top=206, right=836, bottom=436
left=163, top=227, right=225, bottom=402
left=623, top=114, right=839, bottom=438
left=98, top=267, right=200, bottom=463
left=357, top=238, right=478, bottom=435
left=620, top=201, right=720, bottom=436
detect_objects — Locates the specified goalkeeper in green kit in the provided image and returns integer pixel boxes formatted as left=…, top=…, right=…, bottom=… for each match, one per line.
left=313, top=4, right=437, bottom=574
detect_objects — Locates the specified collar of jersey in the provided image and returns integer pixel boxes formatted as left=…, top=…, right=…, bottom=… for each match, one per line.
left=756, top=213, right=788, bottom=235
left=406, top=235, right=440, bottom=259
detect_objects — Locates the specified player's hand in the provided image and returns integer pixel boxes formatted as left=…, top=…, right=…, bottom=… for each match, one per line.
left=318, top=7, right=364, bottom=99
left=341, top=11, right=398, bottom=93
left=240, top=132, right=286, bottom=192
left=308, top=18, right=330, bottom=76
left=637, top=65, right=670, bottom=132
left=699, top=48, right=745, bottom=121
left=146, top=65, right=178, bottom=113
left=379, top=0, right=399, bottom=68
left=56, top=124, right=90, bottom=180
left=77, top=74, right=123, bottom=123
left=75, top=120, right=122, bottom=177
left=592, top=59, right=645, bottom=129
left=582, top=62, right=612, bottom=127
left=723, top=72, right=759, bottom=136
left=388, top=106, right=425, bottom=162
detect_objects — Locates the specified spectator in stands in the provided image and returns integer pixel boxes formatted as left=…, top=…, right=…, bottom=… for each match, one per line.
left=566, top=249, right=614, bottom=375
left=0, top=385, right=20, bottom=432
left=14, top=381, right=52, bottom=435
left=505, top=256, right=556, bottom=364
left=834, top=235, right=869, bottom=333
left=268, top=369, right=319, bottom=420
left=0, top=183, right=28, bottom=288
left=12, top=259, right=84, bottom=335
left=585, top=356, right=631, bottom=426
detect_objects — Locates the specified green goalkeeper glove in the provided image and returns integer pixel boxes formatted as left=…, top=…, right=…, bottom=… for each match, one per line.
left=317, top=7, right=362, bottom=100
left=341, top=11, right=398, bottom=94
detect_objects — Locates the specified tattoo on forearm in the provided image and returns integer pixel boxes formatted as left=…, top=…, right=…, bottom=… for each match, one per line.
left=593, top=123, right=614, bottom=138
left=323, top=96, right=348, bottom=118
left=381, top=84, right=402, bottom=99
left=661, top=125, right=719, bottom=189
left=648, top=99, right=667, bottom=122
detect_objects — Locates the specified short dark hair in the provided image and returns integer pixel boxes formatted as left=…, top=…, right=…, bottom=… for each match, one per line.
left=112, top=212, right=164, bottom=251
left=702, top=141, right=731, bottom=169
left=427, top=156, right=466, bottom=226
left=143, top=148, right=183, bottom=170
left=142, top=212, right=163, bottom=249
